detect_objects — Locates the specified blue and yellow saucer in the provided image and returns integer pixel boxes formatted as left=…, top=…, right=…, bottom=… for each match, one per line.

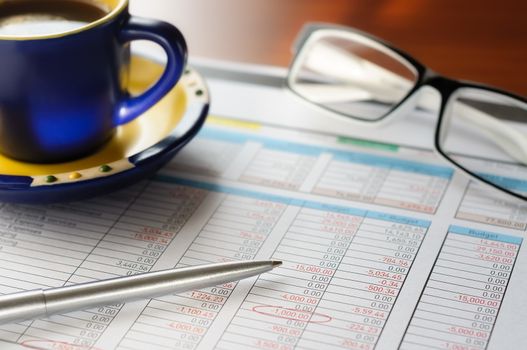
left=0, top=55, right=209, bottom=204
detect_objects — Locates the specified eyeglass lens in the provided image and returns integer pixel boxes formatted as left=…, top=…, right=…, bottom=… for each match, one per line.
left=289, top=33, right=418, bottom=121
left=439, top=88, right=527, bottom=199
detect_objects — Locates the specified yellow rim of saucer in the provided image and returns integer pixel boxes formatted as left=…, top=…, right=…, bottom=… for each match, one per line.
left=0, top=55, right=189, bottom=178
left=0, top=0, right=127, bottom=41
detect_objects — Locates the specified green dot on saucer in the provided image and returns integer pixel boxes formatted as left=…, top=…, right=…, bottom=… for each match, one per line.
left=196, top=89, right=204, bottom=96
left=99, top=165, right=113, bottom=173
left=46, top=175, right=58, bottom=183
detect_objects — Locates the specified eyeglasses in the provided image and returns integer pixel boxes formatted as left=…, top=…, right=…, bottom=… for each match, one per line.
left=287, top=23, right=527, bottom=201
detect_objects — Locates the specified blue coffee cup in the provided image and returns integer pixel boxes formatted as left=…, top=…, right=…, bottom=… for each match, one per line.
left=0, top=0, right=187, bottom=163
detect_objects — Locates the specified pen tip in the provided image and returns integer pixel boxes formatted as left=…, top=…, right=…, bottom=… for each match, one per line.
left=272, top=260, right=283, bottom=267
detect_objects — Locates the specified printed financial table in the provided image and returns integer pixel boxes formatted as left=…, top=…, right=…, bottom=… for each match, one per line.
left=0, top=117, right=524, bottom=350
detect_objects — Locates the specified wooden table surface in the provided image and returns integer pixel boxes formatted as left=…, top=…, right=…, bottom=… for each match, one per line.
left=132, top=0, right=527, bottom=96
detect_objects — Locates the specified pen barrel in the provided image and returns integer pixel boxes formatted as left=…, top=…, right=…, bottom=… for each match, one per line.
left=0, top=290, right=47, bottom=324
left=44, top=261, right=273, bottom=316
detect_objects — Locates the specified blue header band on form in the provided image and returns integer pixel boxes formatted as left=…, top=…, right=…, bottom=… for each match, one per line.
left=199, top=127, right=454, bottom=178
left=478, top=173, right=527, bottom=192
left=155, top=175, right=431, bottom=228
left=449, top=225, right=523, bottom=245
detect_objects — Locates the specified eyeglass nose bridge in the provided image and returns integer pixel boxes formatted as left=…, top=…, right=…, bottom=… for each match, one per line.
left=410, top=75, right=464, bottom=115
left=383, top=73, right=448, bottom=122
left=421, top=75, right=462, bottom=101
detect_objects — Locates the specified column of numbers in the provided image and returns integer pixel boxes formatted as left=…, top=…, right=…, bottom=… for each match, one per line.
left=456, top=182, right=527, bottom=231
left=217, top=207, right=362, bottom=350
left=217, top=209, right=427, bottom=350
left=0, top=195, right=130, bottom=344
left=117, top=194, right=287, bottom=350
left=400, top=227, right=521, bottom=350
left=16, top=183, right=206, bottom=349
left=313, top=160, right=450, bottom=214
left=296, top=218, right=426, bottom=350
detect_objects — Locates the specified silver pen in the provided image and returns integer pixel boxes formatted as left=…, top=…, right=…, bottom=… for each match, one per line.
left=0, top=260, right=281, bottom=325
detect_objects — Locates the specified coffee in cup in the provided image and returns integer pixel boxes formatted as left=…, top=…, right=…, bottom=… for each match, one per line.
left=0, top=0, right=108, bottom=37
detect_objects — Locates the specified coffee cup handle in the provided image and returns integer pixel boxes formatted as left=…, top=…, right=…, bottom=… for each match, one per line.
left=115, top=16, right=187, bottom=125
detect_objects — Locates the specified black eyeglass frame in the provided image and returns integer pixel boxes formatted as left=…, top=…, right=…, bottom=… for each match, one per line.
left=286, top=23, right=527, bottom=201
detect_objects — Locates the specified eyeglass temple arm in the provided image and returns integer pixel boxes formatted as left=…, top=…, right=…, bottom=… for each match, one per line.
left=297, top=42, right=527, bottom=163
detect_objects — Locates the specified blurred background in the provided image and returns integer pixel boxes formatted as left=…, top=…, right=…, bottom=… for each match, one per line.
left=130, top=0, right=526, bottom=96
